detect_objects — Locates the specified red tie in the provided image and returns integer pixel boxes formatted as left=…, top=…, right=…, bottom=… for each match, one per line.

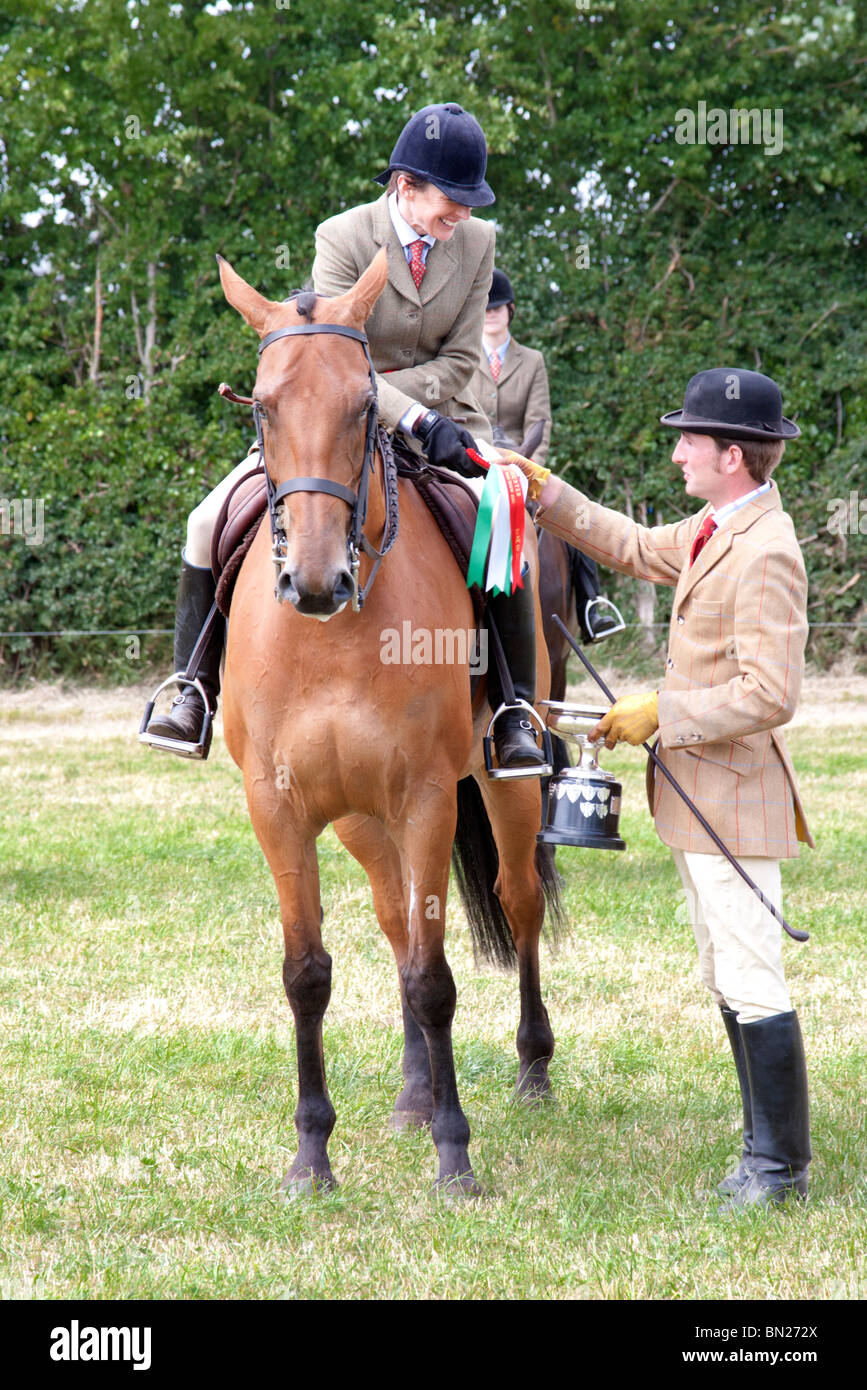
left=408, top=239, right=427, bottom=289
left=489, top=351, right=501, bottom=382
left=690, top=514, right=718, bottom=566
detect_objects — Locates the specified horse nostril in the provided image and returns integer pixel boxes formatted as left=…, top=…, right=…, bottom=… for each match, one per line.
left=332, top=570, right=354, bottom=606
left=276, top=568, right=296, bottom=602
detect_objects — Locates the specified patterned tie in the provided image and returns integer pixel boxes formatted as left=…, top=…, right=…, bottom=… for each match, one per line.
left=690, top=513, right=718, bottom=566
left=408, top=239, right=427, bottom=289
left=489, top=351, right=501, bottom=382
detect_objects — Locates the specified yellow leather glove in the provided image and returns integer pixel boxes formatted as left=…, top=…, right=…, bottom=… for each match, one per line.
left=494, top=448, right=551, bottom=501
left=591, top=691, right=659, bottom=749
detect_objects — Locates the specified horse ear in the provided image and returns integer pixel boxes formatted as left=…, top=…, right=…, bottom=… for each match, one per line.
left=217, top=255, right=279, bottom=336
left=330, top=248, right=389, bottom=328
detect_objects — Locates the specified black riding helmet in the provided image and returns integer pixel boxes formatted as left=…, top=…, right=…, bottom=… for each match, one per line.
left=487, top=269, right=515, bottom=308
left=374, top=103, right=495, bottom=207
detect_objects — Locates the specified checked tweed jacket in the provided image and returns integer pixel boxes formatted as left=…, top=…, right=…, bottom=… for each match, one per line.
left=469, top=336, right=552, bottom=464
left=312, top=194, right=494, bottom=440
left=535, top=479, right=814, bottom=858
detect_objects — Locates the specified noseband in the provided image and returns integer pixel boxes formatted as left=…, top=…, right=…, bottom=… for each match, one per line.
left=220, top=321, right=399, bottom=611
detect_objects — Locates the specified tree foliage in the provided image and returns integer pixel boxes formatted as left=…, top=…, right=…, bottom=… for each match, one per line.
left=1, top=0, right=864, bottom=677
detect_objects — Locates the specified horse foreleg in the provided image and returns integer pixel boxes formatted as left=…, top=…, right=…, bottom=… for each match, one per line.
left=477, top=774, right=555, bottom=1102
left=393, top=792, right=480, bottom=1196
left=334, top=814, right=433, bottom=1129
left=282, top=921, right=337, bottom=1195
left=245, top=780, right=336, bottom=1194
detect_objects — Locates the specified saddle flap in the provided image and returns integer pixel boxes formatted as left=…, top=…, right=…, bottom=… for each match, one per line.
left=211, top=464, right=268, bottom=581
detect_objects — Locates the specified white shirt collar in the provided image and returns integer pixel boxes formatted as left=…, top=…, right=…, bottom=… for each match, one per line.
left=712, top=480, right=772, bottom=529
left=482, top=333, right=510, bottom=363
left=388, top=191, right=436, bottom=251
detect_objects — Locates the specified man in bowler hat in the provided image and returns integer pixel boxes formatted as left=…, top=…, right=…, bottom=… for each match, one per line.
left=518, top=368, right=813, bottom=1209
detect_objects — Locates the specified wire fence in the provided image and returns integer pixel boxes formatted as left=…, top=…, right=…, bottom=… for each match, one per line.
left=0, top=629, right=173, bottom=638
left=1, top=624, right=865, bottom=638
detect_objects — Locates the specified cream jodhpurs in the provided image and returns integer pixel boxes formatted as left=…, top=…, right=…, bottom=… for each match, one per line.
left=671, top=848, right=792, bottom=1024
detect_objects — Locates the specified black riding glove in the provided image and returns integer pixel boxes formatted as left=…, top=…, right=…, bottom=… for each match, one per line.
left=413, top=410, right=485, bottom=477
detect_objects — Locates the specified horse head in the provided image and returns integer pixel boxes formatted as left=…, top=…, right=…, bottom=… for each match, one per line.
left=218, top=250, right=389, bottom=618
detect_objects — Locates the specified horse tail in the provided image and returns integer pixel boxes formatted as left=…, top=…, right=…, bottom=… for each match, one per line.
left=451, top=775, right=565, bottom=969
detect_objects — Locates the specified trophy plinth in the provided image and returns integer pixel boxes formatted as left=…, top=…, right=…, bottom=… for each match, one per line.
left=537, top=702, right=626, bottom=851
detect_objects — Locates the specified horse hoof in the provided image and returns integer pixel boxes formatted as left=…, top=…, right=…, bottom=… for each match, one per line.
left=435, top=1172, right=485, bottom=1202
left=280, top=1169, right=337, bottom=1199
left=515, top=1083, right=554, bottom=1107
left=515, top=1070, right=553, bottom=1105
left=390, top=1108, right=433, bottom=1133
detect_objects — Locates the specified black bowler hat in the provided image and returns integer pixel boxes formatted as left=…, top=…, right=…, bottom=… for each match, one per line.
left=660, top=368, right=800, bottom=441
left=374, top=103, right=495, bottom=207
left=487, top=269, right=515, bottom=308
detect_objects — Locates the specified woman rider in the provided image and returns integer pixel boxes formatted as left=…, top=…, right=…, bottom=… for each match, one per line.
left=469, top=267, right=552, bottom=465
left=144, top=102, right=545, bottom=771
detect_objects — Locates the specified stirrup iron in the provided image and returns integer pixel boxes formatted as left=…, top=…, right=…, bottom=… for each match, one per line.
left=483, top=699, right=553, bottom=780
left=139, top=673, right=215, bottom=760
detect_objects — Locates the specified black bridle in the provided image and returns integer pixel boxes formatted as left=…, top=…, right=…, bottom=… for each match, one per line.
left=221, top=321, right=399, bottom=611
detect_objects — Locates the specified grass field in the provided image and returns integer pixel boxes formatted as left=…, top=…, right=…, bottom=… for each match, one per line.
left=0, top=675, right=864, bottom=1302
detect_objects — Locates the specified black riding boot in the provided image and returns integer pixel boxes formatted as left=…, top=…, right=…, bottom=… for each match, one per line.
left=716, top=1005, right=754, bottom=1196
left=723, top=1010, right=811, bottom=1209
left=487, top=579, right=547, bottom=770
left=143, top=555, right=223, bottom=758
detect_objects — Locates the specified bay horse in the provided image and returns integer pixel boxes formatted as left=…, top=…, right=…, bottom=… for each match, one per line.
left=217, top=250, right=561, bottom=1197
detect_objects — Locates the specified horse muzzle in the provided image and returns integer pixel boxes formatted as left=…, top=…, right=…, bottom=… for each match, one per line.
left=276, top=562, right=354, bottom=618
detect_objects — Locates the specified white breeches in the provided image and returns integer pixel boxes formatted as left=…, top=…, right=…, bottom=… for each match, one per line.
left=671, top=848, right=792, bottom=1024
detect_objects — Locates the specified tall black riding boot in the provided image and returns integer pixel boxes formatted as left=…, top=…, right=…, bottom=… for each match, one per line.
left=487, top=579, right=547, bottom=770
left=143, top=554, right=223, bottom=758
left=723, top=1010, right=811, bottom=1210
left=716, top=1005, right=754, bottom=1196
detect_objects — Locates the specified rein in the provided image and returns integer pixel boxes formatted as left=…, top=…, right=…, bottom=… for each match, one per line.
left=218, top=321, right=399, bottom=611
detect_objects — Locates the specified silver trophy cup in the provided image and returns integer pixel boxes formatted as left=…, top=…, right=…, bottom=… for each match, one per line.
left=537, top=702, right=625, bottom=851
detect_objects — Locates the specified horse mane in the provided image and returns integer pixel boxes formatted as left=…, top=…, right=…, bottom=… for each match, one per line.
left=284, top=288, right=318, bottom=321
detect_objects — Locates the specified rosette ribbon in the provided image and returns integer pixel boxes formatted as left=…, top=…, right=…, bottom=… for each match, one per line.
left=465, top=446, right=528, bottom=595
